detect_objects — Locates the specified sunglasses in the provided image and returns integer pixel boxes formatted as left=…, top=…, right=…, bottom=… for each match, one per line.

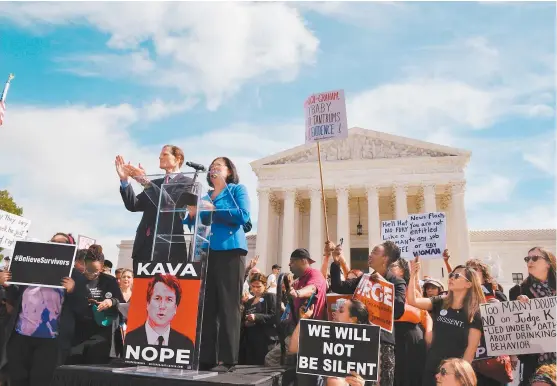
left=524, top=255, right=548, bottom=263
left=449, top=272, right=470, bottom=282
left=438, top=367, right=452, bottom=377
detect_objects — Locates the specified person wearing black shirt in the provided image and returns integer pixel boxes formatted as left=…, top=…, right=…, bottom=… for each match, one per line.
left=328, top=240, right=406, bottom=386
left=68, top=245, right=124, bottom=365
left=408, top=258, right=484, bottom=386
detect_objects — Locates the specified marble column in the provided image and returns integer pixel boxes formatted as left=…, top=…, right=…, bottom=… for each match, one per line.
left=394, top=183, right=409, bottom=220
left=281, top=189, right=297, bottom=269
left=421, top=183, right=441, bottom=277
left=268, top=192, right=281, bottom=272
left=336, top=187, right=351, bottom=261
left=366, top=185, right=380, bottom=251
left=309, top=188, right=324, bottom=267
left=423, top=184, right=437, bottom=213
left=450, top=181, right=470, bottom=264
left=255, top=188, right=270, bottom=271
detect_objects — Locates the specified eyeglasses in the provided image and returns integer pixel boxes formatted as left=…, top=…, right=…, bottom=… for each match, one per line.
left=449, top=272, right=470, bottom=282
left=524, top=255, right=548, bottom=263
left=85, top=268, right=101, bottom=276
left=438, top=367, right=453, bottom=377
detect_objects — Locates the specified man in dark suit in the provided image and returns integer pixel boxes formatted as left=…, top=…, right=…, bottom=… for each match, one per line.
left=115, top=145, right=194, bottom=271
left=125, top=274, right=194, bottom=351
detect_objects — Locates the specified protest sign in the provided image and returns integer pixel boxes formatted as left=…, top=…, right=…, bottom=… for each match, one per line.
left=297, top=319, right=380, bottom=381
left=124, top=261, right=203, bottom=370
left=326, top=294, right=353, bottom=321
left=407, top=212, right=446, bottom=259
left=77, top=235, right=96, bottom=250
left=304, top=89, right=348, bottom=144
left=474, top=335, right=492, bottom=361
left=381, top=219, right=412, bottom=258
left=352, top=274, right=395, bottom=332
left=8, top=240, right=76, bottom=288
left=481, top=297, right=556, bottom=356
left=381, top=212, right=446, bottom=259
left=0, top=210, right=31, bottom=249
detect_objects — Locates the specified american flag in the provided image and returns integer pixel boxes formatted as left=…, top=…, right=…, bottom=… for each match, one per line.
left=0, top=74, right=15, bottom=126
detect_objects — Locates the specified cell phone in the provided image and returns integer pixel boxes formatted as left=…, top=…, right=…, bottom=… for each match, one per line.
left=305, top=291, right=317, bottom=312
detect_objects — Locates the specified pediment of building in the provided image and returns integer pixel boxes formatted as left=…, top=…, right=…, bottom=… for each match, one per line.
left=252, top=128, right=469, bottom=167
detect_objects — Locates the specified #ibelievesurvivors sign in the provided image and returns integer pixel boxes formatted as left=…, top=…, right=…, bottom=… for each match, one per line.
left=296, top=319, right=380, bottom=381
left=304, top=89, right=348, bottom=144
left=8, top=240, right=76, bottom=288
left=480, top=297, right=556, bottom=356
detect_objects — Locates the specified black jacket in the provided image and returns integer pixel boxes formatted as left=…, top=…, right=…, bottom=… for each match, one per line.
left=120, top=174, right=193, bottom=262
left=0, top=269, right=89, bottom=369
left=329, top=262, right=406, bottom=345
left=125, top=324, right=194, bottom=352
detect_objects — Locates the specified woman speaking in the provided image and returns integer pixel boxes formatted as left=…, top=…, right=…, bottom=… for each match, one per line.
left=184, top=157, right=250, bottom=373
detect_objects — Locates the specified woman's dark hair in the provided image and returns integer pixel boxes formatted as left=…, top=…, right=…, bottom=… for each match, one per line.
left=85, top=244, right=105, bottom=264
left=390, top=258, right=410, bottom=284
left=250, top=273, right=267, bottom=286
left=75, top=249, right=88, bottom=263
left=206, top=157, right=240, bottom=187
left=348, top=299, right=370, bottom=324
left=50, top=232, right=75, bottom=245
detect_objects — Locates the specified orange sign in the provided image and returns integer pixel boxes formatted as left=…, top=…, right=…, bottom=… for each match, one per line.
left=325, top=293, right=352, bottom=321
left=353, top=274, right=395, bottom=332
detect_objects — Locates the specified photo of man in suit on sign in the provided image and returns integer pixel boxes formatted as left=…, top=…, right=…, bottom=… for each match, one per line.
left=115, top=145, right=194, bottom=271
left=125, top=274, right=194, bottom=351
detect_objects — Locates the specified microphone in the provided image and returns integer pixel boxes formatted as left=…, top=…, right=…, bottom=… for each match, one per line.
left=185, top=161, right=206, bottom=172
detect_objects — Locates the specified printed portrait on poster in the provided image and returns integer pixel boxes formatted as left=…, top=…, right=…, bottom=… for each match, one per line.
left=124, top=262, right=202, bottom=370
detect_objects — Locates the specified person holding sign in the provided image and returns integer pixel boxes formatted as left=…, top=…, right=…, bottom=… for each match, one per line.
left=514, top=247, right=556, bottom=386
left=0, top=232, right=88, bottom=386
left=328, top=240, right=406, bottom=386
left=407, top=253, right=485, bottom=386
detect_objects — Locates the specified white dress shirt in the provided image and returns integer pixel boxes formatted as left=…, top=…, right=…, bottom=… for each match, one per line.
left=145, top=322, right=171, bottom=346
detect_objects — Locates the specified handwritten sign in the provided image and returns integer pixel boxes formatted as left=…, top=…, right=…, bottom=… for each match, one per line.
left=407, top=212, right=446, bottom=259
left=77, top=235, right=96, bottom=250
left=481, top=297, right=556, bottom=356
left=353, top=274, right=395, bottom=332
left=296, top=319, right=380, bottom=381
left=304, top=89, right=348, bottom=144
left=0, top=210, right=31, bottom=249
left=381, top=212, right=446, bottom=259
left=381, top=219, right=412, bottom=258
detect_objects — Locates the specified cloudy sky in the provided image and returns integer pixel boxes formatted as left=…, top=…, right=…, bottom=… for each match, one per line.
left=0, top=2, right=554, bottom=264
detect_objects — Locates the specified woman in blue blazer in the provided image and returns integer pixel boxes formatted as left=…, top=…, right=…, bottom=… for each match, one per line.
left=184, top=156, right=250, bottom=372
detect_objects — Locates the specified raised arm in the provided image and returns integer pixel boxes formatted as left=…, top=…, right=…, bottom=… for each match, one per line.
left=408, top=257, right=433, bottom=311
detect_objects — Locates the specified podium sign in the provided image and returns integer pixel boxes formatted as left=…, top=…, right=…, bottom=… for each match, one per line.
left=118, top=172, right=240, bottom=377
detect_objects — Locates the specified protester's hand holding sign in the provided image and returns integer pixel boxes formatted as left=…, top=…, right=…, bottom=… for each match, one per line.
left=516, top=295, right=529, bottom=303
left=0, top=270, right=11, bottom=286
left=299, top=303, right=314, bottom=320
left=61, top=277, right=75, bottom=293
left=346, top=372, right=365, bottom=386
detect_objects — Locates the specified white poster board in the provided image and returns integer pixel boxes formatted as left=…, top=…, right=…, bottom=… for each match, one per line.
left=381, top=219, right=412, bottom=259
left=481, top=297, right=556, bottom=356
left=380, top=212, right=446, bottom=259
left=77, top=235, right=96, bottom=250
left=304, top=89, right=348, bottom=144
left=0, top=210, right=31, bottom=249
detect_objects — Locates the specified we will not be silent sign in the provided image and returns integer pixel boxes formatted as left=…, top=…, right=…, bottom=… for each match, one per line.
left=297, top=320, right=380, bottom=381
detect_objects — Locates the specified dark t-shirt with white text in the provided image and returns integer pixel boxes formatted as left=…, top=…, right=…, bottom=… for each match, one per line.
left=423, top=296, right=482, bottom=386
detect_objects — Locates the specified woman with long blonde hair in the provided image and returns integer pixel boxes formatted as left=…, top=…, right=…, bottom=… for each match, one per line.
left=436, top=358, right=478, bottom=386
left=408, top=256, right=485, bottom=386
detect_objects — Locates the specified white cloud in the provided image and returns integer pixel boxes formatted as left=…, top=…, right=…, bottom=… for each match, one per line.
left=0, top=103, right=302, bottom=266
left=0, top=2, right=319, bottom=110
left=468, top=205, right=557, bottom=230
left=522, top=137, right=556, bottom=176
left=465, top=175, right=516, bottom=209
left=142, top=98, right=199, bottom=121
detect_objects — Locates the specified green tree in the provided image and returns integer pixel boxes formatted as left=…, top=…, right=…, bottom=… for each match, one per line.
left=0, top=190, right=23, bottom=259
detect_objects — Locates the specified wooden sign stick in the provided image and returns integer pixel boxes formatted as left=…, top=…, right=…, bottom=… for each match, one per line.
left=316, top=141, right=330, bottom=241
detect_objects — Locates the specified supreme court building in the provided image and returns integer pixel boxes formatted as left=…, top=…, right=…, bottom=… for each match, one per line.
left=118, top=127, right=556, bottom=291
